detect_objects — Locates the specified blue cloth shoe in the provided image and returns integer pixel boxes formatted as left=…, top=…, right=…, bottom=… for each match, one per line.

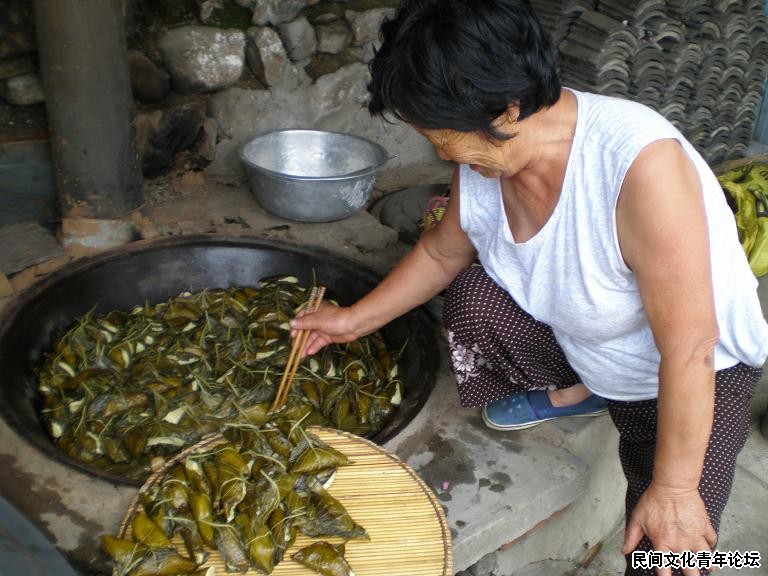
left=481, top=390, right=609, bottom=431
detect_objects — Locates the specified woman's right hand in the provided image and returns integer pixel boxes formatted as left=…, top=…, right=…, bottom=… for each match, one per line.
left=288, top=168, right=474, bottom=358
left=289, top=302, right=361, bottom=356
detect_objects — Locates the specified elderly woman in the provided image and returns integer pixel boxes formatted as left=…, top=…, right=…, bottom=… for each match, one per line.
left=291, top=0, right=768, bottom=573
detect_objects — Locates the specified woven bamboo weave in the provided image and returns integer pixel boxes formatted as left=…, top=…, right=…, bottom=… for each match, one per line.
left=116, top=428, right=452, bottom=576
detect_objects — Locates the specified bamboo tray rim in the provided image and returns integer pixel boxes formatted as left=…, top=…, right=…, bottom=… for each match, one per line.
left=115, top=427, right=453, bottom=576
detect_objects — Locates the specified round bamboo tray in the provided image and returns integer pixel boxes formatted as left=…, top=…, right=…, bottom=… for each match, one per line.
left=116, top=428, right=452, bottom=576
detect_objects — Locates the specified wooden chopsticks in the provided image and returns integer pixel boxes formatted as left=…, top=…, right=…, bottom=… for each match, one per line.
left=270, top=285, right=326, bottom=412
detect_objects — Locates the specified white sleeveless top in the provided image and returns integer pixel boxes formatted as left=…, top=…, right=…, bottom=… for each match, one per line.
left=459, top=89, right=768, bottom=401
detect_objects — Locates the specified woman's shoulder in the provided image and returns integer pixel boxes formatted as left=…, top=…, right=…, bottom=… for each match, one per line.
left=458, top=163, right=498, bottom=196
left=457, top=164, right=504, bottom=231
left=570, top=89, right=682, bottom=162
left=572, top=89, right=667, bottom=122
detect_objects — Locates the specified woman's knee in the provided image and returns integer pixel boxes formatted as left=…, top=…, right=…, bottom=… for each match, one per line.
left=444, top=267, right=512, bottom=331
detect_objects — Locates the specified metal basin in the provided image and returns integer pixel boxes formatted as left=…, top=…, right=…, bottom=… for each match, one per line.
left=240, top=129, right=390, bottom=222
left=0, top=235, right=439, bottom=485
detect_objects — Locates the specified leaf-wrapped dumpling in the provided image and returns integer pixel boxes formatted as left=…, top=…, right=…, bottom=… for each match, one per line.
left=288, top=434, right=351, bottom=474
left=300, top=480, right=368, bottom=540
left=291, top=541, right=355, bottom=576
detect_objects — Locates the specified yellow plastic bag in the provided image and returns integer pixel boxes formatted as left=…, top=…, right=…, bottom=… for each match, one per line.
left=718, top=163, right=768, bottom=278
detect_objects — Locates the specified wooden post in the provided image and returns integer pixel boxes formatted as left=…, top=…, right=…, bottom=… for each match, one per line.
left=33, top=0, right=142, bottom=219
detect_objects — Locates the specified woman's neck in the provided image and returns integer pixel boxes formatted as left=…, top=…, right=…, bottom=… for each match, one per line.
left=499, top=90, right=577, bottom=241
left=504, top=89, right=577, bottom=198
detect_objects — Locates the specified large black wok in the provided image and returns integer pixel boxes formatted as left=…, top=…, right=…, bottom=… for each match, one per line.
left=0, top=235, right=439, bottom=485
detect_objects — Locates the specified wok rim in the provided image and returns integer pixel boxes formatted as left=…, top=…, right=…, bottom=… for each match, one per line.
left=0, top=234, right=440, bottom=486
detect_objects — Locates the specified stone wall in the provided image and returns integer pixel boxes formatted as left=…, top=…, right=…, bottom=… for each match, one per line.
left=3, top=0, right=767, bottom=194
left=0, top=0, right=46, bottom=135
left=0, top=0, right=450, bottom=195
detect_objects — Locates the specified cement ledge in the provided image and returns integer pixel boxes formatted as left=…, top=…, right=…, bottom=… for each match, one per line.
left=385, top=336, right=596, bottom=573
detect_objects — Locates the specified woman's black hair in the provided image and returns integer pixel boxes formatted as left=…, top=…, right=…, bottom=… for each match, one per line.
left=368, top=0, right=561, bottom=139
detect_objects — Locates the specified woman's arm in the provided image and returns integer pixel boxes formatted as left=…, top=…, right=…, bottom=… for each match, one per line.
left=293, top=168, right=477, bottom=355
left=616, top=139, right=719, bottom=575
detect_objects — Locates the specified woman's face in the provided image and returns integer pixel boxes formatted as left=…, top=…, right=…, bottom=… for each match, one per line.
left=415, top=125, right=519, bottom=179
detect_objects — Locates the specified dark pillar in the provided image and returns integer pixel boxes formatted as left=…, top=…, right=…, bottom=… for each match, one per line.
left=33, top=0, right=141, bottom=219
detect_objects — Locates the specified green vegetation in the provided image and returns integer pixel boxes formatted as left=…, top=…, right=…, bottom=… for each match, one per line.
left=304, top=51, right=361, bottom=81
left=136, top=0, right=252, bottom=29
left=345, top=0, right=402, bottom=10
left=139, top=0, right=198, bottom=26
left=304, top=0, right=401, bottom=23
left=203, top=0, right=253, bottom=29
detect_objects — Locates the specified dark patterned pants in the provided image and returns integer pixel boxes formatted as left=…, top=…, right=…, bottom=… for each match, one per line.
left=443, top=267, right=762, bottom=575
